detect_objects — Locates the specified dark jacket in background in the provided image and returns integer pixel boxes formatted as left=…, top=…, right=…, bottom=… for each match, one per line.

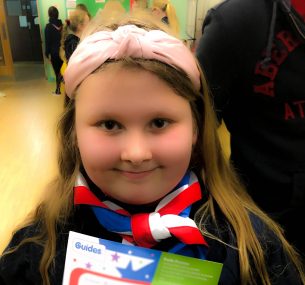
left=196, top=0, right=305, bottom=256
left=64, top=34, right=80, bottom=62
left=45, top=18, right=63, bottom=93
left=45, top=18, right=63, bottom=58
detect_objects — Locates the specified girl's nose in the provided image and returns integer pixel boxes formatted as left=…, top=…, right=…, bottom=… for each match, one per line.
left=120, top=133, right=152, bottom=165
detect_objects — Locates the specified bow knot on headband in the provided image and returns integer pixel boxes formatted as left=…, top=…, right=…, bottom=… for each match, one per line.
left=64, top=24, right=201, bottom=98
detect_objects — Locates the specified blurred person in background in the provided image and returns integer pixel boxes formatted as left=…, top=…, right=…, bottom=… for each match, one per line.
left=45, top=6, right=63, bottom=95
left=60, top=7, right=90, bottom=106
left=61, top=9, right=90, bottom=62
left=76, top=3, right=92, bottom=19
left=151, top=0, right=179, bottom=36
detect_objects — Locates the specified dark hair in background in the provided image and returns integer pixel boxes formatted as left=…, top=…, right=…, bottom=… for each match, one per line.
left=48, top=6, right=59, bottom=20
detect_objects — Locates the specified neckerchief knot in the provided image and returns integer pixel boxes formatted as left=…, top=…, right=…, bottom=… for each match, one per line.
left=74, top=172, right=208, bottom=256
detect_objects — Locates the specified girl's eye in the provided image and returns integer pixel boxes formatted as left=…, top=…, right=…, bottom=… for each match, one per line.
left=151, top=119, right=169, bottom=129
left=99, top=120, right=121, bottom=131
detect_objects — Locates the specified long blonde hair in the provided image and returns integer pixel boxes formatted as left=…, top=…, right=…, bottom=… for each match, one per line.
left=151, top=0, right=179, bottom=36
left=59, top=9, right=89, bottom=61
left=3, top=11, right=305, bottom=285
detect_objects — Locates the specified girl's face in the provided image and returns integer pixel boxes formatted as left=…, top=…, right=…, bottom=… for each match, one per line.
left=75, top=64, right=197, bottom=205
left=79, top=14, right=90, bottom=33
left=151, top=7, right=164, bottom=20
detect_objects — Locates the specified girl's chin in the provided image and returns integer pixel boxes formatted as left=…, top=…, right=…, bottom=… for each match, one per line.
left=106, top=194, right=163, bottom=208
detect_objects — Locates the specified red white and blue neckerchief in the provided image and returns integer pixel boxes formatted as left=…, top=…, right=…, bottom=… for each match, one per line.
left=74, top=171, right=208, bottom=259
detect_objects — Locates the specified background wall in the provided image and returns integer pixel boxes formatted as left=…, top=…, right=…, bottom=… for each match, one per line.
left=76, top=0, right=130, bottom=17
left=195, top=0, right=222, bottom=48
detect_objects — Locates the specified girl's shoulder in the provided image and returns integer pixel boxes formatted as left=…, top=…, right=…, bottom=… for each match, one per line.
left=0, top=225, right=43, bottom=284
left=249, top=214, right=303, bottom=284
left=208, top=213, right=302, bottom=285
left=0, top=224, right=69, bottom=284
left=2, top=224, right=42, bottom=252
left=249, top=213, right=281, bottom=245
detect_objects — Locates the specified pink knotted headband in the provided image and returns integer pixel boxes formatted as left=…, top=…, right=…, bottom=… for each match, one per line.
left=64, top=24, right=201, bottom=98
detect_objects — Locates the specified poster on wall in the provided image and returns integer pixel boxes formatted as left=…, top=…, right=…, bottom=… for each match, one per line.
left=66, top=0, right=76, bottom=9
left=96, top=0, right=106, bottom=3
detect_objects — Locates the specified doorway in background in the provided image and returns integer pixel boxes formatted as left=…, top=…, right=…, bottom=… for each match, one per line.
left=4, top=0, right=43, bottom=62
left=0, top=0, right=14, bottom=77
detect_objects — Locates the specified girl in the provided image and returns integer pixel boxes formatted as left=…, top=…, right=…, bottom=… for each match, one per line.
left=60, top=8, right=90, bottom=106
left=151, top=0, right=179, bottom=36
left=61, top=9, right=90, bottom=62
left=45, top=6, right=63, bottom=95
left=1, top=11, right=304, bottom=285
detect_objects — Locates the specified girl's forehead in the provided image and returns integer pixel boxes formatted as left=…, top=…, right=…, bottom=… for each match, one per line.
left=74, top=66, right=191, bottom=115
left=77, top=66, right=171, bottom=98
left=76, top=63, right=168, bottom=96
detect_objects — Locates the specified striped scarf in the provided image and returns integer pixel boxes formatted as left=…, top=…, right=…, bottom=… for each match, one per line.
left=74, top=172, right=208, bottom=258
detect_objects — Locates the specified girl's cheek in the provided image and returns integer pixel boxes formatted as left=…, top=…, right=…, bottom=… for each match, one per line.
left=77, top=132, right=119, bottom=167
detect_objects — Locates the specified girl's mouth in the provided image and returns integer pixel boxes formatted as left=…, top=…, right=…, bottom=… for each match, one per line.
left=117, top=168, right=157, bottom=180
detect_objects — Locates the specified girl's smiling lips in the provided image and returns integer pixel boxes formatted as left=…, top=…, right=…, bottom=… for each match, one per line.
left=115, top=168, right=158, bottom=179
